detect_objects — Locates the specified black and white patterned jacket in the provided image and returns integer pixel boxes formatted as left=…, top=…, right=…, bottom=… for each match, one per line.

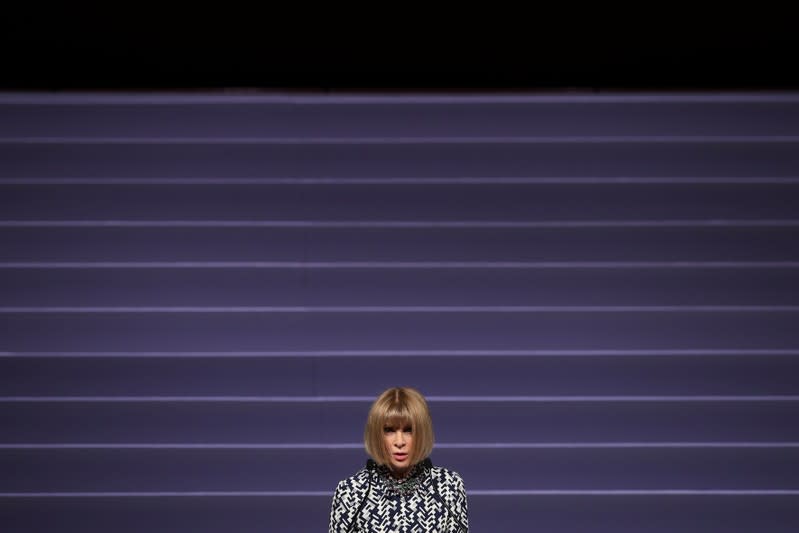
left=329, top=459, right=468, bottom=533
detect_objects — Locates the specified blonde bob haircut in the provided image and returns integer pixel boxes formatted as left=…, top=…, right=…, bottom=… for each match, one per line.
left=364, top=387, right=434, bottom=467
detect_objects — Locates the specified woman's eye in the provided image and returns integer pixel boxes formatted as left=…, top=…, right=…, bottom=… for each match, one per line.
left=383, top=427, right=395, bottom=433
left=403, top=427, right=412, bottom=433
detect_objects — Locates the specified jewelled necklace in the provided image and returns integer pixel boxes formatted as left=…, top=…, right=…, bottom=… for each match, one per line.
left=377, top=462, right=428, bottom=497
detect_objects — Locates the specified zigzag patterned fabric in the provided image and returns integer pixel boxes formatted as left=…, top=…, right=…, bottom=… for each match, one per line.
left=329, top=461, right=468, bottom=532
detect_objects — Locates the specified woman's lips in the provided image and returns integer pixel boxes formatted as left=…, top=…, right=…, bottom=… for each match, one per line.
left=393, top=453, right=408, bottom=461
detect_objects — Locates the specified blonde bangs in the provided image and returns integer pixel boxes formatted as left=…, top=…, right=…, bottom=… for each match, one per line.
left=384, top=403, right=412, bottom=426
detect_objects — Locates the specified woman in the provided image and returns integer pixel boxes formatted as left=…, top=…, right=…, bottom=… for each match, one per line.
left=328, top=387, right=469, bottom=532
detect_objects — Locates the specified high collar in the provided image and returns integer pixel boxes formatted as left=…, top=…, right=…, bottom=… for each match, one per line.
left=374, top=458, right=432, bottom=497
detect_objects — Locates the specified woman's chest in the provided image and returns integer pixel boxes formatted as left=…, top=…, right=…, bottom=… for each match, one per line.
left=360, top=492, right=450, bottom=532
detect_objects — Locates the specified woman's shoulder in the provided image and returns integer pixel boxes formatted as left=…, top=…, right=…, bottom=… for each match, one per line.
left=430, top=464, right=465, bottom=486
left=334, top=466, right=371, bottom=491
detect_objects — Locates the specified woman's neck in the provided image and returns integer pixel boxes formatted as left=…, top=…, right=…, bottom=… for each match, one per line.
left=389, top=465, right=412, bottom=479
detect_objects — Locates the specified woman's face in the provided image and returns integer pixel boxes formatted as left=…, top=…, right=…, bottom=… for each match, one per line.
left=383, top=419, right=414, bottom=475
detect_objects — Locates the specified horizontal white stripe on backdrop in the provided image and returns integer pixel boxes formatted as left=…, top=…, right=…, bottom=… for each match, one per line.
left=3, top=490, right=799, bottom=497
left=4, top=136, right=799, bottom=144
left=3, top=349, right=797, bottom=357
left=2, top=442, right=798, bottom=449
left=2, top=395, right=798, bottom=402
left=2, top=220, right=797, bottom=228
left=3, top=177, right=799, bottom=184
left=2, top=261, right=798, bottom=269
left=1, top=305, right=798, bottom=313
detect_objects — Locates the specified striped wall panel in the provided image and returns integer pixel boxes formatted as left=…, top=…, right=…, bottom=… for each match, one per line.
left=1, top=92, right=798, bottom=532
